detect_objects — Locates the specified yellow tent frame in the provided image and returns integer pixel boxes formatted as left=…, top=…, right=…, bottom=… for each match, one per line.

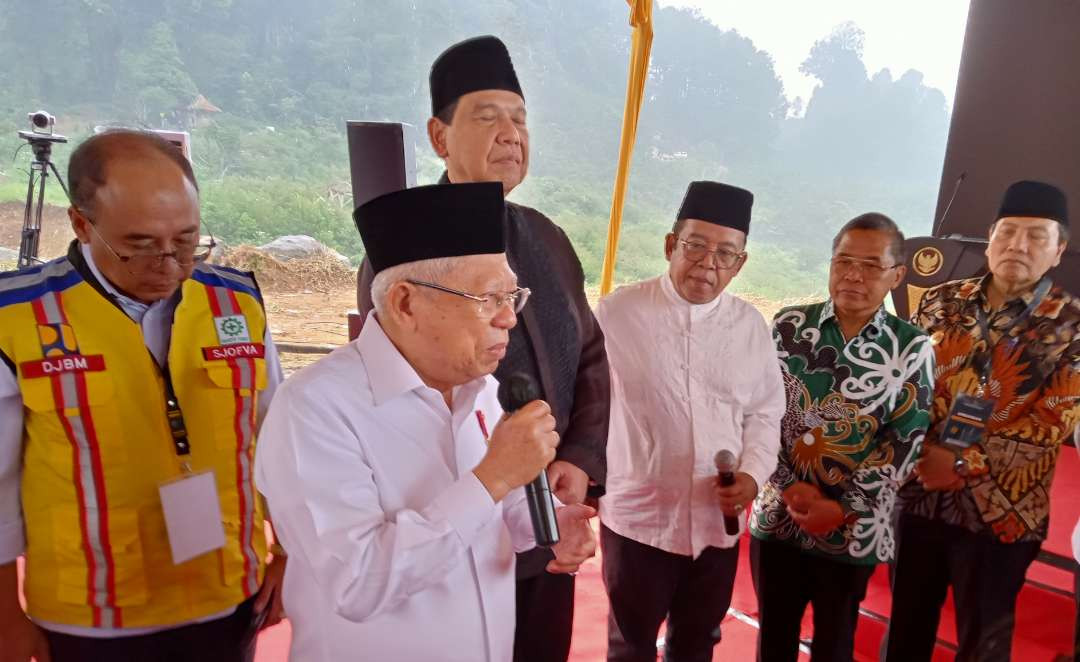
left=599, top=0, right=654, bottom=296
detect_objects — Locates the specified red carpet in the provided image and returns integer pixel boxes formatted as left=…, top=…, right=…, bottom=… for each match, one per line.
left=253, top=462, right=1080, bottom=662
left=20, top=451, right=1079, bottom=660
left=254, top=531, right=801, bottom=661
left=253, top=549, right=1077, bottom=662
left=845, top=446, right=1080, bottom=662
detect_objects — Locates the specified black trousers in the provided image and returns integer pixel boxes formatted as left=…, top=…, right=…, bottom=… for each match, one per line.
left=602, top=524, right=740, bottom=662
left=43, top=597, right=258, bottom=662
left=514, top=567, right=576, bottom=662
left=884, top=513, right=1041, bottom=662
left=750, top=536, right=875, bottom=662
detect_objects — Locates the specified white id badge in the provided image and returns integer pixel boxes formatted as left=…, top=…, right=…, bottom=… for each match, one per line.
left=158, top=471, right=226, bottom=564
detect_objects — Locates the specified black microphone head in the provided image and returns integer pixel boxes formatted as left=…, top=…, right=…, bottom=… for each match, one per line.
left=714, top=449, right=736, bottom=473
left=958, top=171, right=967, bottom=182
left=497, top=372, right=541, bottom=412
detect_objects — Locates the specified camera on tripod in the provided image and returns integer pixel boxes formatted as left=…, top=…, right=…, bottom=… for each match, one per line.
left=14, top=109, right=70, bottom=269
left=19, top=110, right=67, bottom=145
left=29, top=110, right=55, bottom=133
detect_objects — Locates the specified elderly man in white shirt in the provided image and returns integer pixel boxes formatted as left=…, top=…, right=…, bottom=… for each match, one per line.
left=597, top=181, right=785, bottom=662
left=255, top=182, right=596, bottom=662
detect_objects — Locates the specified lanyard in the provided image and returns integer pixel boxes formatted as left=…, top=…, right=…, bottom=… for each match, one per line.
left=161, top=363, right=192, bottom=458
left=969, top=277, right=1051, bottom=385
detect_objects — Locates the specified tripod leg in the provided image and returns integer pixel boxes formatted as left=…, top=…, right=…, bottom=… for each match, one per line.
left=18, top=166, right=38, bottom=269
left=31, top=163, right=48, bottom=260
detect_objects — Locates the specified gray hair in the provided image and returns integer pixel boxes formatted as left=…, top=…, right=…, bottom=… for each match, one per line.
left=832, top=212, right=906, bottom=266
left=370, top=256, right=472, bottom=316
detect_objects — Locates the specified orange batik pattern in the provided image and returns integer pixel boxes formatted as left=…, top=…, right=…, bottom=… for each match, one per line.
left=902, top=275, right=1080, bottom=543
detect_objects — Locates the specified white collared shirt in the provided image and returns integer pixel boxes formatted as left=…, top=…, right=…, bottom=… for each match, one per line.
left=597, top=274, right=785, bottom=558
left=0, top=244, right=283, bottom=636
left=254, top=312, right=537, bottom=662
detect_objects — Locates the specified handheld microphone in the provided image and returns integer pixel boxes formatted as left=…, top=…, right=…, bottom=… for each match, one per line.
left=497, top=373, right=560, bottom=548
left=932, top=171, right=967, bottom=236
left=714, top=450, right=741, bottom=535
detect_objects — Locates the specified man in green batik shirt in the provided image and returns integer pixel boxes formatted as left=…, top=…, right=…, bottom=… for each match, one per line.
left=749, top=213, right=934, bottom=662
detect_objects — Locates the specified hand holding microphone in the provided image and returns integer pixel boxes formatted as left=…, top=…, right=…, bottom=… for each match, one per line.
left=713, top=450, right=758, bottom=535
left=473, top=373, right=561, bottom=547
left=474, top=383, right=558, bottom=500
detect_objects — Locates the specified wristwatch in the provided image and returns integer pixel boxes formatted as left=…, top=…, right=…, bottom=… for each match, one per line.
left=953, top=455, right=971, bottom=478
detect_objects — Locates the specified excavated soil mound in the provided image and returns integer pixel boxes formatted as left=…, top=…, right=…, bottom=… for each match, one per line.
left=217, top=245, right=356, bottom=293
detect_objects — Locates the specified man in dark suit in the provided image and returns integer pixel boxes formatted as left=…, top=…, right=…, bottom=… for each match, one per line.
left=355, top=35, right=610, bottom=662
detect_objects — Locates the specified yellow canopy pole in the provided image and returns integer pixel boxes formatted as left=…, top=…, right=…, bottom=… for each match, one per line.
left=599, top=0, right=654, bottom=296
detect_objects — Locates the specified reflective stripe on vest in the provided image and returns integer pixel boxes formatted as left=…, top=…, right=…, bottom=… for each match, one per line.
left=202, top=283, right=259, bottom=599
left=31, top=290, right=120, bottom=628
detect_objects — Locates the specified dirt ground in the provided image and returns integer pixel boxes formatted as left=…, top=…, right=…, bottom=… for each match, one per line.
left=0, top=201, right=76, bottom=262
left=263, top=287, right=357, bottom=375
left=2, top=202, right=799, bottom=377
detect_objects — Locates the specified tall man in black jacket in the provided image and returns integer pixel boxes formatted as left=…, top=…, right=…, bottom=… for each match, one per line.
left=356, top=35, right=610, bottom=662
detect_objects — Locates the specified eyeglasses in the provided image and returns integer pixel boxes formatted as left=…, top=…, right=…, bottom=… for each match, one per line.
left=82, top=214, right=216, bottom=273
left=678, top=239, right=746, bottom=269
left=831, top=256, right=900, bottom=278
left=407, top=279, right=531, bottom=318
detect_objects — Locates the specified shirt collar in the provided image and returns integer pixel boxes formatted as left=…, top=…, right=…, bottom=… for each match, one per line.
left=977, top=272, right=1052, bottom=308
left=356, top=310, right=489, bottom=407
left=80, top=242, right=165, bottom=322
left=820, top=299, right=887, bottom=333
left=81, top=242, right=122, bottom=299
left=974, top=273, right=994, bottom=301
left=659, top=272, right=726, bottom=315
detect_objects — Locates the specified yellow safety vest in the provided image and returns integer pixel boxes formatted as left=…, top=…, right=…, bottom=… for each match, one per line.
left=0, top=249, right=268, bottom=628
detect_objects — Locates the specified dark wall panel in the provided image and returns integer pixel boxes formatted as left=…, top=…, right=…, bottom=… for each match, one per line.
left=928, top=0, right=1080, bottom=295
left=937, top=0, right=1080, bottom=239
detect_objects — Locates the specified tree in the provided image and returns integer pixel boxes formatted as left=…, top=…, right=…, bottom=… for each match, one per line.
left=115, top=22, right=199, bottom=123
left=789, top=22, right=948, bottom=181
left=640, top=7, right=788, bottom=165
left=0, top=0, right=950, bottom=299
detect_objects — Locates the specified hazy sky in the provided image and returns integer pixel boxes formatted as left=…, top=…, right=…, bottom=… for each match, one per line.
left=659, top=1, right=971, bottom=108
